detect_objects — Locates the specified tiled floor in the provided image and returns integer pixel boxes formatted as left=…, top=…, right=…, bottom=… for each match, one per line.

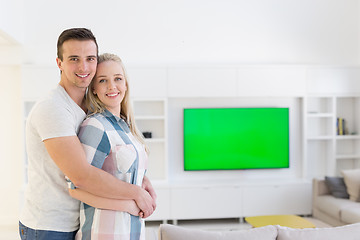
left=2, top=217, right=332, bottom=240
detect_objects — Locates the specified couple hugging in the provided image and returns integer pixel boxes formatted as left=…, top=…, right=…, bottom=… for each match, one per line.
left=19, top=28, right=156, bottom=240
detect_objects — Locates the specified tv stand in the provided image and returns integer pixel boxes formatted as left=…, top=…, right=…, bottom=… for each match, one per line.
left=147, top=179, right=312, bottom=222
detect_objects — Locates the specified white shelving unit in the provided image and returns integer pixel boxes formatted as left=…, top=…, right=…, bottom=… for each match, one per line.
left=334, top=97, right=360, bottom=174
left=132, top=98, right=168, bottom=182
left=304, top=95, right=360, bottom=178
left=304, top=96, right=335, bottom=178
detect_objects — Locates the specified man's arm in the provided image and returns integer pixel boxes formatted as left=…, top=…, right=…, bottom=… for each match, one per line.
left=44, top=135, right=155, bottom=218
left=69, top=188, right=142, bottom=216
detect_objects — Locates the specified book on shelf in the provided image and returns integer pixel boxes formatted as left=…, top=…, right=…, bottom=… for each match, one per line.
left=336, top=117, right=347, bottom=135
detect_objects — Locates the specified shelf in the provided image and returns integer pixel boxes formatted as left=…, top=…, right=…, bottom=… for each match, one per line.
left=135, top=116, right=165, bottom=120
left=336, top=155, right=360, bottom=160
left=306, top=116, right=333, bottom=138
left=306, top=113, right=333, bottom=118
left=144, top=138, right=166, bottom=143
left=132, top=99, right=165, bottom=117
left=307, top=136, right=333, bottom=140
left=306, top=96, right=334, bottom=115
left=308, top=135, right=360, bottom=140
left=336, top=135, right=360, bottom=140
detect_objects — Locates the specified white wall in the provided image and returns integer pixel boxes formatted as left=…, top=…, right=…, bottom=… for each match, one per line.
left=22, top=0, right=359, bottom=66
left=0, top=0, right=24, bottom=224
left=0, top=0, right=24, bottom=222
left=0, top=0, right=24, bottom=44
left=0, top=64, right=23, bottom=225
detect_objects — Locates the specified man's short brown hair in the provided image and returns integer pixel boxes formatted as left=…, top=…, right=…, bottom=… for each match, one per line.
left=57, top=28, right=98, bottom=60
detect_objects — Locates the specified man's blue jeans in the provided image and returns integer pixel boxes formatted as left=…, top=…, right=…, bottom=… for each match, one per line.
left=19, top=222, right=77, bottom=240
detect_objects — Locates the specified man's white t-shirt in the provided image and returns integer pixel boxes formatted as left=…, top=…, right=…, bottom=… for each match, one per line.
left=20, top=85, right=86, bottom=232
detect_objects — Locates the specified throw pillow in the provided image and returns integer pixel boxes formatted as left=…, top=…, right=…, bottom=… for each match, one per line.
left=324, top=176, right=349, bottom=199
left=277, top=222, right=360, bottom=240
left=158, top=224, right=277, bottom=240
left=341, top=169, right=360, bottom=202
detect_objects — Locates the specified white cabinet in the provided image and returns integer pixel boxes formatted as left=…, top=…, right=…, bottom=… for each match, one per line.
left=149, top=181, right=312, bottom=222
left=146, top=186, right=171, bottom=221
left=170, top=185, right=243, bottom=220
left=133, top=98, right=168, bottom=181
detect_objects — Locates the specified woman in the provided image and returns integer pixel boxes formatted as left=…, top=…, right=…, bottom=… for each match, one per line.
left=69, top=53, right=149, bottom=239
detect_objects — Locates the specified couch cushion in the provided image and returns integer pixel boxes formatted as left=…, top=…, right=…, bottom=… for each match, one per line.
left=325, top=176, right=349, bottom=198
left=341, top=168, right=360, bottom=202
left=315, top=195, right=360, bottom=219
left=277, top=222, right=360, bottom=240
left=158, top=224, right=277, bottom=240
left=341, top=206, right=360, bottom=224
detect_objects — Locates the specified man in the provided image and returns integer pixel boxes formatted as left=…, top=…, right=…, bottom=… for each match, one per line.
left=19, top=28, right=156, bottom=240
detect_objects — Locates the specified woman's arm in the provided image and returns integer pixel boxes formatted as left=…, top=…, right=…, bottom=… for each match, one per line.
left=69, top=188, right=142, bottom=216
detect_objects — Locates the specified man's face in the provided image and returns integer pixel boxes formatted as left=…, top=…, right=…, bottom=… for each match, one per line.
left=56, top=39, right=97, bottom=89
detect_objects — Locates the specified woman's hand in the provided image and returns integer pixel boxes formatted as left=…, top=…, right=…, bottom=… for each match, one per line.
left=127, top=200, right=142, bottom=216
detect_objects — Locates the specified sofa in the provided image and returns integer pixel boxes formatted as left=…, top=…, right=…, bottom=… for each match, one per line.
left=312, top=175, right=360, bottom=226
left=158, top=222, right=360, bottom=240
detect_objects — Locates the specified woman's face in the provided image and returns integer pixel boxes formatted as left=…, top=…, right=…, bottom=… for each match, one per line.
left=92, top=60, right=127, bottom=117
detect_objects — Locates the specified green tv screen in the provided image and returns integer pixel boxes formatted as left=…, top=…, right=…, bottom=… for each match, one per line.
left=183, top=108, right=289, bottom=171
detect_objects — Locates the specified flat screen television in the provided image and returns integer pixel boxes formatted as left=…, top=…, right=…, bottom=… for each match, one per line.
left=183, top=107, right=289, bottom=171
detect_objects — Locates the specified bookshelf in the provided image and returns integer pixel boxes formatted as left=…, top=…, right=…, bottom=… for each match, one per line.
left=132, top=98, right=168, bottom=182
left=304, top=95, right=360, bottom=178
left=334, top=97, right=360, bottom=175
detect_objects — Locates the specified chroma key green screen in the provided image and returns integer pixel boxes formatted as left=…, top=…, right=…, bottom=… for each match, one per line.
left=183, top=108, right=289, bottom=171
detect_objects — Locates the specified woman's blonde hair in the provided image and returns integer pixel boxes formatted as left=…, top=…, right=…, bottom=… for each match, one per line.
left=86, top=53, right=148, bottom=153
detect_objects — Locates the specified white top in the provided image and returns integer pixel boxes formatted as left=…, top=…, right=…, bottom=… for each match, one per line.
left=20, top=85, right=86, bottom=232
